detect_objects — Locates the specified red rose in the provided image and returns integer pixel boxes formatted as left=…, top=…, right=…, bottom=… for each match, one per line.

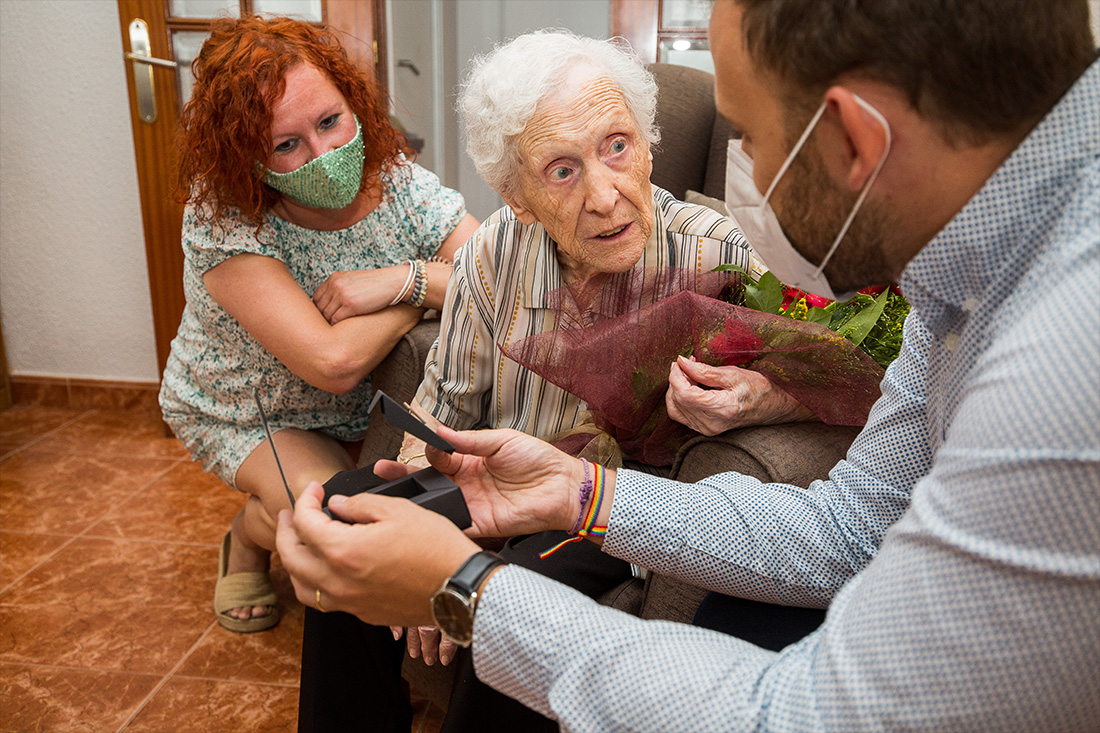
left=804, top=292, right=834, bottom=308
left=705, top=318, right=763, bottom=364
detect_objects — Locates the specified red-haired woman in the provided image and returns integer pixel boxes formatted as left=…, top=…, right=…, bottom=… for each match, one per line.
left=158, top=15, right=478, bottom=634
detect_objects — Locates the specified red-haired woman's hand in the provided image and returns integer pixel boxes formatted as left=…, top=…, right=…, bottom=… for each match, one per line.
left=313, top=266, right=414, bottom=323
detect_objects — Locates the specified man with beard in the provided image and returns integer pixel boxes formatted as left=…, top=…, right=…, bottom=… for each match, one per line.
left=277, top=0, right=1099, bottom=729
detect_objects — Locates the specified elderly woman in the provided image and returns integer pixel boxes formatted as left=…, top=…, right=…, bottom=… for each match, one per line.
left=403, top=31, right=811, bottom=463
left=296, top=30, right=807, bottom=732
left=159, top=15, right=478, bottom=634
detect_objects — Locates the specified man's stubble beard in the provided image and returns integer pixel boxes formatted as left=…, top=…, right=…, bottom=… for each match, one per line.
left=774, top=139, right=899, bottom=293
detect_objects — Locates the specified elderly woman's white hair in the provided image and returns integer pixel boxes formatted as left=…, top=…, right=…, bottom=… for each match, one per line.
left=458, top=30, right=660, bottom=198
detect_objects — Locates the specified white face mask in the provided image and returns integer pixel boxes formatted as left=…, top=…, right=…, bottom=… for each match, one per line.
left=724, top=95, right=891, bottom=302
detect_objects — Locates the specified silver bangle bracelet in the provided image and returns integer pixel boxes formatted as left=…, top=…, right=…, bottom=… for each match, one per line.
left=389, top=260, right=417, bottom=307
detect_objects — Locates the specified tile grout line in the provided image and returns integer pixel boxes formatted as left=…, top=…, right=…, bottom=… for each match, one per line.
left=0, top=533, right=83, bottom=596
left=0, top=408, right=94, bottom=593
left=115, top=619, right=221, bottom=733
left=166, top=672, right=299, bottom=688
left=2, top=408, right=287, bottom=730
left=3, top=407, right=189, bottom=462
left=94, top=441, right=239, bottom=732
left=79, top=455, right=191, bottom=537
left=0, top=408, right=96, bottom=457
left=0, top=456, right=191, bottom=597
left=73, top=535, right=226, bottom=549
left=0, top=660, right=164, bottom=676
left=21, top=447, right=192, bottom=461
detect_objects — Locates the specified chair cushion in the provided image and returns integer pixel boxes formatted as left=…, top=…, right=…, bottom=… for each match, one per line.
left=671, top=422, right=861, bottom=486
left=684, top=189, right=726, bottom=215
left=703, top=113, right=735, bottom=200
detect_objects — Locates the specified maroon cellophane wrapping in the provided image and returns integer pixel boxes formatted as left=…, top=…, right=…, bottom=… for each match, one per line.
left=500, top=268, right=883, bottom=466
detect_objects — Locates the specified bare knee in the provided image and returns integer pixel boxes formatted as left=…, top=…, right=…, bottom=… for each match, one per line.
left=236, top=428, right=355, bottom=513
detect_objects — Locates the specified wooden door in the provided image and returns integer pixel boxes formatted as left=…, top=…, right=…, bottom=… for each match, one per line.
left=612, top=0, right=712, bottom=69
left=116, top=0, right=384, bottom=381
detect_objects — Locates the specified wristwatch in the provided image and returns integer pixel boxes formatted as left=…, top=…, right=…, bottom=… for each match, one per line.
left=430, top=551, right=507, bottom=647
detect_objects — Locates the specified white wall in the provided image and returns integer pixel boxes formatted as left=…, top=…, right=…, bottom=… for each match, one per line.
left=0, top=0, right=158, bottom=382
left=447, top=0, right=610, bottom=220
left=1092, top=0, right=1100, bottom=43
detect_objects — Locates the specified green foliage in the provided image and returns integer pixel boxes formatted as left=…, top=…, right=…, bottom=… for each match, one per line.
left=717, top=265, right=910, bottom=369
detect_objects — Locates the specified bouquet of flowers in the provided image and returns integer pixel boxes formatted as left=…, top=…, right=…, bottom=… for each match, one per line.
left=720, top=265, right=910, bottom=370
left=502, top=266, right=908, bottom=466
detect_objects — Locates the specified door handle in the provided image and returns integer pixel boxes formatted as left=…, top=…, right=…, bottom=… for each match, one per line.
left=126, top=19, right=177, bottom=123
left=125, top=52, right=178, bottom=69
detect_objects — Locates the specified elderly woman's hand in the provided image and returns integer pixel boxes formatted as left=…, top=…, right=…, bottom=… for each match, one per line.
left=666, top=356, right=815, bottom=435
left=312, top=267, right=413, bottom=324
left=399, top=625, right=459, bottom=666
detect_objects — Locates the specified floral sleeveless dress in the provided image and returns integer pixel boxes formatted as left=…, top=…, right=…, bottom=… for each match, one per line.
left=159, top=162, right=465, bottom=487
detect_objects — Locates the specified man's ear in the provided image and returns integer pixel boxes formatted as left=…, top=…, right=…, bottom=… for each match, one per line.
left=502, top=193, right=538, bottom=225
left=824, top=86, right=890, bottom=192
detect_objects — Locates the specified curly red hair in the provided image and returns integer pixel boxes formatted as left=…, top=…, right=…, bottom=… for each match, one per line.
left=176, top=15, right=409, bottom=227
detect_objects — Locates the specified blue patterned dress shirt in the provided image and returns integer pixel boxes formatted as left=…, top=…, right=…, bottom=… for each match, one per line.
left=470, top=61, right=1100, bottom=731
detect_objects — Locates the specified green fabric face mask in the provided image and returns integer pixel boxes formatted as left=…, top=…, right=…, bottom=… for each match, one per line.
left=262, top=116, right=364, bottom=209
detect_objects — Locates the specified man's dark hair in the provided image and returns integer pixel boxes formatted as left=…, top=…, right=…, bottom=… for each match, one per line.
left=736, top=0, right=1096, bottom=142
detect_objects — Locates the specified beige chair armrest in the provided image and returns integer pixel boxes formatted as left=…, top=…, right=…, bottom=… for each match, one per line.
left=358, top=318, right=441, bottom=468
left=635, top=423, right=862, bottom=625
left=670, top=423, right=861, bottom=486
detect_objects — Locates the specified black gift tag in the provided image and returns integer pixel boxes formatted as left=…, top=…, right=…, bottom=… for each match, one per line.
left=368, top=391, right=455, bottom=453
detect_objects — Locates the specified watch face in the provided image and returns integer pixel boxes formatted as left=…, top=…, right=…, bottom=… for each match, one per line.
left=431, top=588, right=474, bottom=646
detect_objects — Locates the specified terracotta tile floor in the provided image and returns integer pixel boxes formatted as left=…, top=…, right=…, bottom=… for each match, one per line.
left=0, top=405, right=444, bottom=732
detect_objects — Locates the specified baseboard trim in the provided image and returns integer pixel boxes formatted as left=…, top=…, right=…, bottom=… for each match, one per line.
left=10, top=375, right=161, bottom=413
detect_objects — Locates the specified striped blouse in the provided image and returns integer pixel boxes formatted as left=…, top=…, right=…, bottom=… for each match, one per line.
left=414, top=185, right=753, bottom=439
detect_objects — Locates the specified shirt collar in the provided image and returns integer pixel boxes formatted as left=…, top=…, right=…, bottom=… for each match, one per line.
left=900, top=60, right=1100, bottom=327
left=522, top=185, right=662, bottom=309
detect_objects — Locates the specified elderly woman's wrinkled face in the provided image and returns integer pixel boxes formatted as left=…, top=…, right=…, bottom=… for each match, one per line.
left=505, top=76, right=653, bottom=282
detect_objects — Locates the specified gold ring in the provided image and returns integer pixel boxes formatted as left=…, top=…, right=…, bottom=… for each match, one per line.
left=315, top=588, right=327, bottom=613
left=398, top=452, right=427, bottom=465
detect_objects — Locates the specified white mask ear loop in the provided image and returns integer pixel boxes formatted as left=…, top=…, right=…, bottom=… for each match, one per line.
left=760, top=102, right=828, bottom=205
left=811, top=94, right=893, bottom=278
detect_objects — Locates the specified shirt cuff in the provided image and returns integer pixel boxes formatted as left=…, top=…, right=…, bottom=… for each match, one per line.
left=469, top=559, right=785, bottom=730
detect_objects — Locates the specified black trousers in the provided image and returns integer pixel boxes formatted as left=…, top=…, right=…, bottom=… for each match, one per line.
left=298, top=608, right=411, bottom=733
left=298, top=531, right=632, bottom=733
left=692, top=592, right=826, bottom=652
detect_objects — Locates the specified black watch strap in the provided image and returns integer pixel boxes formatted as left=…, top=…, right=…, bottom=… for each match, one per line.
left=447, top=550, right=506, bottom=598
